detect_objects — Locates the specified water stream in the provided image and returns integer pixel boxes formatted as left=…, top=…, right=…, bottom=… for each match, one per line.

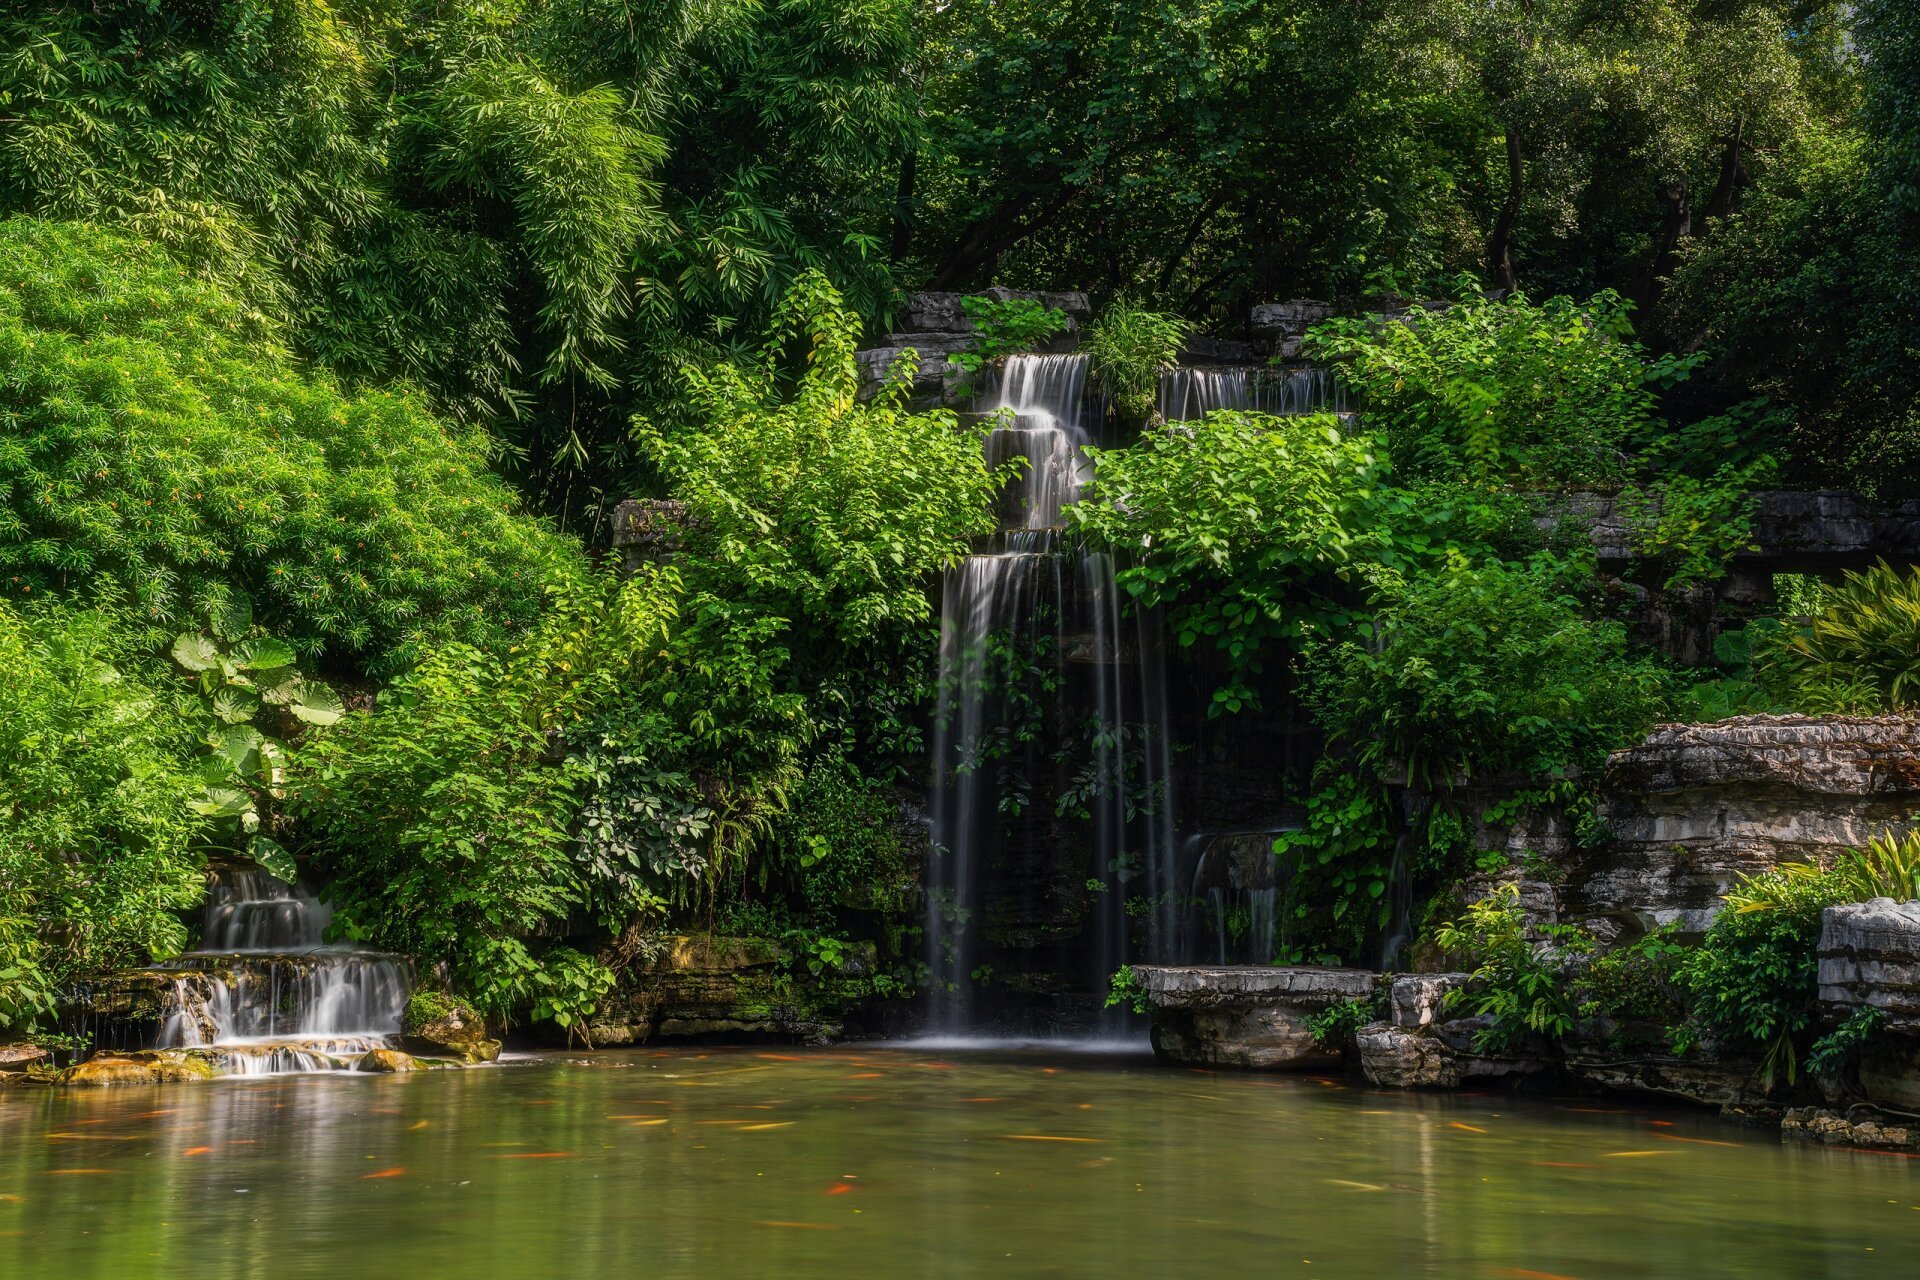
left=151, top=867, right=409, bottom=1074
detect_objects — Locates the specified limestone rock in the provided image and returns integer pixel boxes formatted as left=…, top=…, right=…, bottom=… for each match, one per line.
left=1357, top=1023, right=1458, bottom=1088
left=57, top=1050, right=217, bottom=1087
left=354, top=1048, right=421, bottom=1073
left=1388, top=974, right=1470, bottom=1029
left=0, top=1044, right=51, bottom=1074
left=1249, top=300, right=1334, bottom=338
left=1134, top=966, right=1373, bottom=1071
left=1587, top=716, right=1920, bottom=933
left=1819, top=898, right=1920, bottom=1033
left=1856, top=1034, right=1920, bottom=1111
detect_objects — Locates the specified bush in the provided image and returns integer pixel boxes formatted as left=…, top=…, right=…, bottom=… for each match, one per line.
left=0, top=219, right=580, bottom=676
left=0, top=601, right=208, bottom=1028
left=1758, top=561, right=1920, bottom=713
left=291, top=567, right=681, bottom=1020
left=1307, top=287, right=1655, bottom=488
left=1072, top=410, right=1393, bottom=713
left=1304, top=558, right=1671, bottom=787
left=1082, top=300, right=1192, bottom=420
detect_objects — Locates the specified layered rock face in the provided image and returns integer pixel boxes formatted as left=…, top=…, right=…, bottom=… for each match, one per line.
left=1134, top=966, right=1373, bottom=1070
left=854, top=289, right=1091, bottom=406
left=1580, top=716, right=1920, bottom=935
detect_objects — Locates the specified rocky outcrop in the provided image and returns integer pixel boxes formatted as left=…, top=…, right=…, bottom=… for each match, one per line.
left=1782, top=1106, right=1917, bottom=1149
left=1819, top=898, right=1920, bottom=1032
left=1134, top=965, right=1373, bottom=1070
left=0, top=1044, right=51, bottom=1074
left=1357, top=1024, right=1460, bottom=1087
left=855, top=289, right=1090, bottom=405
left=1583, top=716, right=1920, bottom=935
left=1562, top=490, right=1920, bottom=576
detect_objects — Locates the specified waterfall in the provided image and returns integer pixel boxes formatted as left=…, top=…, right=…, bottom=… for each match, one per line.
left=153, top=866, right=409, bottom=1074
left=1158, top=366, right=1344, bottom=422
left=925, top=355, right=1178, bottom=1034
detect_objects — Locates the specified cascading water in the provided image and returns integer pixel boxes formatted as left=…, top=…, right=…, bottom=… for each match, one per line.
left=926, top=356, right=1181, bottom=1035
left=153, top=866, right=409, bottom=1074
left=1158, top=366, right=1344, bottom=421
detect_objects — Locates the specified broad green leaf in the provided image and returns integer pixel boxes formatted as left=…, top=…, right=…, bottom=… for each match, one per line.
left=210, top=591, right=253, bottom=641
left=212, top=685, right=261, bottom=724
left=215, top=724, right=266, bottom=774
left=290, top=680, right=346, bottom=725
left=171, top=632, right=221, bottom=672
left=189, top=786, right=254, bottom=818
left=233, top=637, right=296, bottom=670
left=248, top=835, right=299, bottom=884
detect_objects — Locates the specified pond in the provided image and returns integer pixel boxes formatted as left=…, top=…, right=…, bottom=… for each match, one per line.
left=2, top=1044, right=1916, bottom=1278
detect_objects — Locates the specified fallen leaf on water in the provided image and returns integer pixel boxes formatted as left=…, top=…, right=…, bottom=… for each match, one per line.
left=1001, top=1135, right=1102, bottom=1144
left=738, top=1122, right=794, bottom=1131
left=1447, top=1122, right=1488, bottom=1134
left=182, top=1147, right=214, bottom=1157
left=360, top=1168, right=407, bottom=1180
left=756, top=1221, right=838, bottom=1231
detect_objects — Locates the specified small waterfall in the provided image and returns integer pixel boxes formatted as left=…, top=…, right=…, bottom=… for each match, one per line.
left=926, top=355, right=1176, bottom=1034
left=1158, top=366, right=1344, bottom=422
left=152, top=866, right=409, bottom=1074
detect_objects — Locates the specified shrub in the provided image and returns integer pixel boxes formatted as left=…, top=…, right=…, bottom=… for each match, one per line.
left=1307, top=287, right=1654, bottom=488
left=947, top=295, right=1070, bottom=375
left=1435, top=884, right=1577, bottom=1055
left=0, top=218, right=580, bottom=676
left=1758, top=561, right=1920, bottom=712
left=0, top=601, right=208, bottom=1028
left=1304, top=558, right=1671, bottom=787
left=1082, top=300, right=1192, bottom=419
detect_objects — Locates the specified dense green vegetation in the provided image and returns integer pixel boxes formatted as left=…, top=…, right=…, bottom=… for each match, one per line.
left=2, top=0, right=1918, bottom=1050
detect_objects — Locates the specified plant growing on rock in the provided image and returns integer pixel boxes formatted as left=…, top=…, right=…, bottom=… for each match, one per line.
left=947, top=295, right=1070, bottom=375
left=1758, top=561, right=1920, bottom=713
left=1436, top=884, right=1580, bottom=1055
left=1082, top=300, right=1192, bottom=420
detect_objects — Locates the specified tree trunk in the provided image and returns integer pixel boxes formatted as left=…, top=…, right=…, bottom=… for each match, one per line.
left=1637, top=179, right=1691, bottom=311
left=1702, top=120, right=1747, bottom=226
left=1489, top=130, right=1524, bottom=293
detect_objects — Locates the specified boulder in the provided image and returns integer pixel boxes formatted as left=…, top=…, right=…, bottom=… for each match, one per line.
left=1388, top=974, right=1470, bottom=1029
left=1818, top=897, right=1920, bottom=1033
left=1133, top=966, right=1374, bottom=1071
left=1782, top=1106, right=1916, bottom=1150
left=402, top=994, right=500, bottom=1065
left=354, top=1048, right=421, bottom=1073
left=57, top=1051, right=217, bottom=1087
left=0, top=1044, right=51, bottom=1074
left=1357, top=1023, right=1458, bottom=1088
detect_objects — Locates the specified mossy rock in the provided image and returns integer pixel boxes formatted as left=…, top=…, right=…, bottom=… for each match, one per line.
left=354, top=1048, right=422, bottom=1073
left=402, top=991, right=500, bottom=1064
left=57, top=1051, right=218, bottom=1087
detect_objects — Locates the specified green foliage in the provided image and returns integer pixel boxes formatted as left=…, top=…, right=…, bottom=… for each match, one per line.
left=1616, top=457, right=1777, bottom=589
left=1305, top=558, right=1670, bottom=788
left=1304, top=991, right=1386, bottom=1050
left=1308, top=289, right=1655, bottom=489
left=1072, top=411, right=1392, bottom=714
left=0, top=602, right=208, bottom=1028
left=947, top=296, right=1069, bottom=375
left=404, top=990, right=460, bottom=1035
left=1104, top=965, right=1150, bottom=1015
left=1271, top=774, right=1396, bottom=964
left=1807, top=1006, right=1885, bottom=1077
left=1567, top=928, right=1689, bottom=1027
left=1082, top=301, right=1192, bottom=420
left=291, top=566, right=681, bottom=1020
left=1758, top=562, right=1920, bottom=713
left=0, top=219, right=580, bottom=676
left=1436, top=884, right=1579, bottom=1054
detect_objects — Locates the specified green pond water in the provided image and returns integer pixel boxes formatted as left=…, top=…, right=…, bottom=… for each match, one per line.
left=3, top=1044, right=1918, bottom=1278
